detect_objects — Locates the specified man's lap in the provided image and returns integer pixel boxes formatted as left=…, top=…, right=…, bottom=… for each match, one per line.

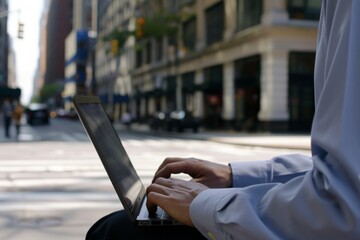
left=86, top=210, right=206, bottom=240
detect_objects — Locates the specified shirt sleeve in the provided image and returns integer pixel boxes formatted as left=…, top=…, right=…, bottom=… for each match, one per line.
left=190, top=1, right=360, bottom=239
left=230, top=154, right=313, bottom=188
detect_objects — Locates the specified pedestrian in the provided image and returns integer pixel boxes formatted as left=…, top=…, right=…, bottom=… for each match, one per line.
left=120, top=111, right=132, bottom=128
left=12, top=101, right=24, bottom=138
left=86, top=1, right=360, bottom=239
left=2, top=99, right=13, bottom=138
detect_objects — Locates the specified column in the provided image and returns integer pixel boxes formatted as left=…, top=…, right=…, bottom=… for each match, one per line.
left=195, top=1, right=206, bottom=51
left=224, top=0, right=236, bottom=41
left=261, top=0, right=289, bottom=25
left=194, top=70, right=204, bottom=118
left=258, top=48, right=289, bottom=131
left=148, top=98, right=155, bottom=114
left=176, top=75, right=182, bottom=110
left=223, top=62, right=235, bottom=124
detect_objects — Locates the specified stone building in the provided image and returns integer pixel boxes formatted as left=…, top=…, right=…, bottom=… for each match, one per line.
left=93, top=0, right=320, bottom=132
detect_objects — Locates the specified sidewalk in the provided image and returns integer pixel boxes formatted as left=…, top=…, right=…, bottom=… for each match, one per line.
left=116, top=123, right=311, bottom=151
left=0, top=120, right=40, bottom=143
left=0, top=118, right=311, bottom=150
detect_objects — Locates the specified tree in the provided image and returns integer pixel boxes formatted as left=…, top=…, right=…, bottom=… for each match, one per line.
left=32, top=83, right=62, bottom=103
left=102, top=12, right=181, bottom=52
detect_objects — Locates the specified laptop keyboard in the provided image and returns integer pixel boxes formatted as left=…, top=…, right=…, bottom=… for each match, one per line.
left=146, top=207, right=179, bottom=225
left=150, top=207, right=172, bottom=220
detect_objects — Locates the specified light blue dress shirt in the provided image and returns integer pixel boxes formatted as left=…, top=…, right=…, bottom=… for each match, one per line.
left=190, top=1, right=360, bottom=239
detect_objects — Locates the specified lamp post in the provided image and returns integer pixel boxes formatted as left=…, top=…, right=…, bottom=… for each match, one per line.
left=173, top=3, right=182, bottom=111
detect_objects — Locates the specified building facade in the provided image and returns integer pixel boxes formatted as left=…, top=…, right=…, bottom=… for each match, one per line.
left=63, top=0, right=93, bottom=112
left=44, top=0, right=73, bottom=85
left=0, top=0, right=20, bottom=101
left=33, top=2, right=49, bottom=100
left=0, top=0, right=8, bottom=87
left=130, top=0, right=320, bottom=132
left=91, top=0, right=320, bottom=132
left=95, top=0, right=136, bottom=121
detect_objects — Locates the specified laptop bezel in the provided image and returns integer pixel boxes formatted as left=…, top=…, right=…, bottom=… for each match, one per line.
left=73, top=95, right=146, bottom=223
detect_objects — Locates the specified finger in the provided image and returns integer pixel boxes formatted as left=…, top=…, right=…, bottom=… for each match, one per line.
left=146, top=182, right=170, bottom=196
left=154, top=157, right=185, bottom=176
left=156, top=177, right=198, bottom=192
left=146, top=183, right=170, bottom=214
left=146, top=191, right=169, bottom=215
left=153, top=161, right=193, bottom=182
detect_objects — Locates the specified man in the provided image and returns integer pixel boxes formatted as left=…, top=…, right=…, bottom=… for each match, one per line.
left=2, top=99, right=13, bottom=138
left=12, top=101, right=24, bottom=138
left=87, top=0, right=360, bottom=239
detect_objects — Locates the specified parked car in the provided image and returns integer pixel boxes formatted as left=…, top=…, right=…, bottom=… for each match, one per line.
left=148, top=111, right=170, bottom=130
left=167, top=110, right=200, bottom=133
left=26, top=103, right=50, bottom=125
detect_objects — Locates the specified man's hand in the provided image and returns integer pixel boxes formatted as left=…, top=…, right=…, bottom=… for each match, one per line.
left=153, top=157, right=232, bottom=188
left=146, top=177, right=208, bottom=226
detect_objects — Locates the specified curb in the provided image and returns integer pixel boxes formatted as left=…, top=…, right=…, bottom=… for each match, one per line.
left=115, top=124, right=311, bottom=151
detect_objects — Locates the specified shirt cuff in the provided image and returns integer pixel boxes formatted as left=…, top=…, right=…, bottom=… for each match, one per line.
left=190, top=188, right=235, bottom=239
left=229, top=161, right=270, bottom=188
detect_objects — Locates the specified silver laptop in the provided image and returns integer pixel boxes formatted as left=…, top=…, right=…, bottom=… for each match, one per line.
left=73, top=95, right=179, bottom=226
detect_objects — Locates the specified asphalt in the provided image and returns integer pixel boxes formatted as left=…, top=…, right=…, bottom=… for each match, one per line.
left=0, top=118, right=311, bottom=150
left=0, top=118, right=311, bottom=240
left=115, top=123, right=311, bottom=151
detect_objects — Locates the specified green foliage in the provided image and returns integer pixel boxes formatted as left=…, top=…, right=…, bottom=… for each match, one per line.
left=102, top=29, right=134, bottom=52
left=102, top=12, right=181, bottom=52
left=38, top=83, right=62, bottom=102
left=142, top=12, right=180, bottom=38
left=31, top=95, right=42, bottom=103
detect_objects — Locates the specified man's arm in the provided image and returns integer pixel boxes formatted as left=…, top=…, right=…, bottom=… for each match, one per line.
left=147, top=1, right=360, bottom=238
left=190, top=1, right=360, bottom=238
left=230, top=154, right=313, bottom=187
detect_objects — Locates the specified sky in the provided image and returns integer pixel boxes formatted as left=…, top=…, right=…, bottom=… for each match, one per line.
left=8, top=0, right=44, bottom=104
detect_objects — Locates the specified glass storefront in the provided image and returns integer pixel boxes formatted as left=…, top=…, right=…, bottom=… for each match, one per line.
left=288, top=51, right=315, bottom=132
left=234, top=55, right=261, bottom=131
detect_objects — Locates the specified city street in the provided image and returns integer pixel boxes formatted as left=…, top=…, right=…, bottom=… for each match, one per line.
left=0, top=118, right=310, bottom=239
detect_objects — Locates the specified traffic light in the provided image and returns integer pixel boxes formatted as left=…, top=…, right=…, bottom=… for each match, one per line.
left=136, top=17, right=145, bottom=39
left=18, top=22, right=24, bottom=39
left=111, top=39, right=119, bottom=55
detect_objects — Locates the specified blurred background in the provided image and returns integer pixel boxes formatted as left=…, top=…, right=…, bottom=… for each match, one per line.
left=1, top=0, right=321, bottom=133
left=0, top=0, right=318, bottom=239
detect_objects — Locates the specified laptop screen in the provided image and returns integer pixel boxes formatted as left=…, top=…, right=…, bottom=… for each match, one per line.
left=76, top=101, right=143, bottom=213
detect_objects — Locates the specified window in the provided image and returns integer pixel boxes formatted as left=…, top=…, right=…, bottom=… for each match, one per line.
left=289, top=52, right=315, bottom=74
left=234, top=55, right=261, bottom=131
left=155, top=37, right=163, bottom=62
left=180, top=0, right=195, bottom=6
left=205, top=1, right=224, bottom=46
left=287, top=0, right=321, bottom=20
left=136, top=49, right=142, bottom=68
left=182, top=17, right=196, bottom=51
left=181, top=72, right=195, bottom=92
left=288, top=52, right=316, bottom=132
left=204, top=65, right=223, bottom=92
left=145, top=41, right=152, bottom=64
left=166, top=75, right=177, bottom=91
left=234, top=55, right=261, bottom=88
left=237, top=0, right=262, bottom=31
left=168, top=35, right=176, bottom=46
left=167, top=0, right=178, bottom=13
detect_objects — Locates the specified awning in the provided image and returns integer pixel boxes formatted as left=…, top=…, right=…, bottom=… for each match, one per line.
left=99, top=94, right=129, bottom=103
left=0, top=87, right=21, bottom=99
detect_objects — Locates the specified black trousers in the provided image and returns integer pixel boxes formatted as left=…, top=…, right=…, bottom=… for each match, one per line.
left=4, top=117, right=11, bottom=137
left=86, top=210, right=206, bottom=240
